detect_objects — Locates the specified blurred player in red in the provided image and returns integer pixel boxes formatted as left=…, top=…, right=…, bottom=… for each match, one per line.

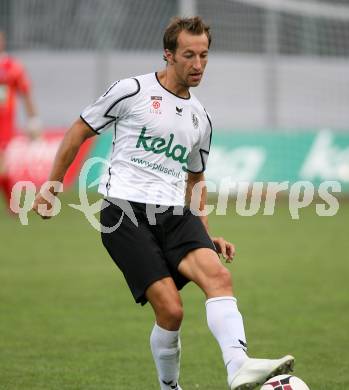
left=0, top=31, right=41, bottom=210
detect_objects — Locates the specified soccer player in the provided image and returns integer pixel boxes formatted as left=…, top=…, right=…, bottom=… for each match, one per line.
left=33, top=17, right=294, bottom=390
left=0, top=31, right=41, bottom=210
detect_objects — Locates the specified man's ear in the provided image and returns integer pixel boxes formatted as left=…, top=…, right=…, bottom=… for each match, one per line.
left=164, top=49, right=175, bottom=65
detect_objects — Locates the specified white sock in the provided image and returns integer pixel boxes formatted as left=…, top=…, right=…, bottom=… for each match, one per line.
left=206, top=296, right=248, bottom=381
left=150, top=323, right=181, bottom=390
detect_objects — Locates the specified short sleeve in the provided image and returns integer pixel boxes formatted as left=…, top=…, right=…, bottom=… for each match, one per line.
left=80, top=78, right=140, bottom=135
left=186, top=110, right=212, bottom=173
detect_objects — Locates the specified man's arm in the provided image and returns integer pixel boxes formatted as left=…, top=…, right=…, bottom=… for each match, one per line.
left=22, top=91, right=37, bottom=118
left=186, top=172, right=235, bottom=262
left=186, top=172, right=209, bottom=231
left=22, top=92, right=42, bottom=139
left=32, top=118, right=96, bottom=218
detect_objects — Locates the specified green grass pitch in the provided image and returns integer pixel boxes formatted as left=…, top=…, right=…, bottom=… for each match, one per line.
left=0, top=193, right=348, bottom=389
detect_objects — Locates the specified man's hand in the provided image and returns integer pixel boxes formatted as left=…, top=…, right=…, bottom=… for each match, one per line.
left=32, top=192, right=53, bottom=219
left=211, top=236, right=236, bottom=263
left=31, top=118, right=95, bottom=220
left=32, top=186, right=60, bottom=219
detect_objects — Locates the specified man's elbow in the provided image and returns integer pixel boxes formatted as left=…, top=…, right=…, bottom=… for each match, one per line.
left=67, top=118, right=96, bottom=144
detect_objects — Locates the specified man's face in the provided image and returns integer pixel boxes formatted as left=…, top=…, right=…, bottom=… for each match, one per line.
left=166, top=30, right=209, bottom=88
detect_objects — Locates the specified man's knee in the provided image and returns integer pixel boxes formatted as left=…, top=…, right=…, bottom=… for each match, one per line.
left=203, top=264, right=233, bottom=295
left=154, top=301, right=184, bottom=330
left=179, top=249, right=233, bottom=296
left=146, top=278, right=184, bottom=329
left=213, top=265, right=232, bottom=287
left=163, top=303, right=184, bottom=323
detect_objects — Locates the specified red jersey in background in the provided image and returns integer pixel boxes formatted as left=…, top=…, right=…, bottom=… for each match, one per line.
left=0, top=55, right=30, bottom=147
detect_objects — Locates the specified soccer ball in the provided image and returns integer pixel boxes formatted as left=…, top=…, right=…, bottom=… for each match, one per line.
left=260, top=375, right=310, bottom=390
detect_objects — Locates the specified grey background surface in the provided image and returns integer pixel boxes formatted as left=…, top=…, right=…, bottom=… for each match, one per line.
left=15, top=51, right=349, bottom=131
left=2, top=0, right=348, bottom=131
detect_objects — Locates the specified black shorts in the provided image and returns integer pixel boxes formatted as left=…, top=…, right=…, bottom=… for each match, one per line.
left=100, top=198, right=216, bottom=305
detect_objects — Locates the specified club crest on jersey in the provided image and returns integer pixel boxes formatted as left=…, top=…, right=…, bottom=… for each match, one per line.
left=136, top=126, right=189, bottom=171
left=192, top=113, right=199, bottom=129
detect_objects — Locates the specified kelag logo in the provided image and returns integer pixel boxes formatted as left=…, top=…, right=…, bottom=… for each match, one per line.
left=136, top=126, right=189, bottom=171
left=204, top=130, right=349, bottom=191
left=301, top=130, right=349, bottom=183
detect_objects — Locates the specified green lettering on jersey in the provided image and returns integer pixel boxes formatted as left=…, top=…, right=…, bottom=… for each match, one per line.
left=136, top=126, right=189, bottom=171
left=136, top=127, right=152, bottom=151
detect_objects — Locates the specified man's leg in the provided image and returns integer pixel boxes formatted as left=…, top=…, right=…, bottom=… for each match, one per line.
left=146, top=277, right=183, bottom=390
left=178, top=249, right=248, bottom=375
left=178, top=248, right=294, bottom=389
left=101, top=202, right=184, bottom=389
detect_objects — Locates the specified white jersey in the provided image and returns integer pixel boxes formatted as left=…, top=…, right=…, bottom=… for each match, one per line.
left=81, top=72, right=212, bottom=206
